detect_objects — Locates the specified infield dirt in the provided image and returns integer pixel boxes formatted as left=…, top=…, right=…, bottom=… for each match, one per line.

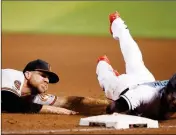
left=2, top=34, right=176, bottom=134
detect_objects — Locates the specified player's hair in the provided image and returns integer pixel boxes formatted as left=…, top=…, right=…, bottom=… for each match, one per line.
left=165, top=73, right=176, bottom=93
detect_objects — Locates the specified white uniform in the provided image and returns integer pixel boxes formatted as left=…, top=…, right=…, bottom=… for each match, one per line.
left=2, top=69, right=25, bottom=97
left=121, top=80, right=168, bottom=119
left=2, top=69, right=56, bottom=105
left=96, top=17, right=169, bottom=116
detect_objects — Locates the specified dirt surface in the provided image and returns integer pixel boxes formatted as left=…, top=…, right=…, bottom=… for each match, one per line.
left=2, top=34, right=176, bottom=134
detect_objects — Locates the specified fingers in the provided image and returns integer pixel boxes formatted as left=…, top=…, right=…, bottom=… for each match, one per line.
left=65, top=110, right=79, bottom=115
left=57, top=107, right=79, bottom=115
left=69, top=111, right=79, bottom=115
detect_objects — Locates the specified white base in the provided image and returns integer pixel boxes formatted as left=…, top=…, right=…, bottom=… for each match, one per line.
left=79, top=113, right=159, bottom=129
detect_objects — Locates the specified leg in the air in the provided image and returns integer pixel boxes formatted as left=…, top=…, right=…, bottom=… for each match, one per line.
left=96, top=55, right=120, bottom=100
left=110, top=11, right=155, bottom=82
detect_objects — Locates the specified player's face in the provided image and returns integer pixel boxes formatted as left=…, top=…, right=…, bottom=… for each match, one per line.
left=29, top=71, right=49, bottom=94
left=166, top=92, right=176, bottom=112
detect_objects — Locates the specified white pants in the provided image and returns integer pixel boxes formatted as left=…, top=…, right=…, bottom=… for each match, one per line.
left=96, top=18, right=155, bottom=101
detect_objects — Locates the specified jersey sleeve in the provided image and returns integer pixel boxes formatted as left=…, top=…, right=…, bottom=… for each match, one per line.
left=32, top=93, right=57, bottom=105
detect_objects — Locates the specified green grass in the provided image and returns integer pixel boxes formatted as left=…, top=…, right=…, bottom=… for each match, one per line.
left=2, top=1, right=176, bottom=38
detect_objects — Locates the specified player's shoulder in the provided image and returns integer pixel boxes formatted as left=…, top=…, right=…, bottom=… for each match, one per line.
left=2, top=68, right=23, bottom=75
left=2, top=68, right=24, bottom=82
left=2, top=69, right=24, bottom=96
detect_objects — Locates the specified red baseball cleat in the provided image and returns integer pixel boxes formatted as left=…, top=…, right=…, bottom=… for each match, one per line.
left=97, top=55, right=120, bottom=76
left=109, top=11, right=120, bottom=35
left=113, top=69, right=120, bottom=76
left=97, top=55, right=110, bottom=65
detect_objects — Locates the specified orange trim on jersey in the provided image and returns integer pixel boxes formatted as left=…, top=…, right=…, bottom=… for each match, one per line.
left=49, top=96, right=57, bottom=106
left=1, top=87, right=20, bottom=97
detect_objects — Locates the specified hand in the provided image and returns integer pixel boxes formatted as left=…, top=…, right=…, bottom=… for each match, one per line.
left=57, top=107, right=79, bottom=115
left=106, top=101, right=116, bottom=114
left=40, top=105, right=79, bottom=115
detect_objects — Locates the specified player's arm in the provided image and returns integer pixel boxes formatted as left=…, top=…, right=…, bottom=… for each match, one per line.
left=32, top=93, right=110, bottom=115
left=31, top=93, right=67, bottom=107
left=31, top=93, right=83, bottom=108
left=27, top=103, right=77, bottom=115
left=31, top=93, right=78, bottom=115
left=106, top=97, right=129, bottom=114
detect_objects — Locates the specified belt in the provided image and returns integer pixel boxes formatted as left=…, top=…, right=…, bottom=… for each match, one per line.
left=120, top=87, right=129, bottom=96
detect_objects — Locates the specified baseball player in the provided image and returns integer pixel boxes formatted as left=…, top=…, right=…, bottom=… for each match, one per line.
left=96, top=11, right=176, bottom=120
left=2, top=59, right=78, bottom=115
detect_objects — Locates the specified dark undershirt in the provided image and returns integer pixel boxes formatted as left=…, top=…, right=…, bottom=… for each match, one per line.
left=1, top=91, right=42, bottom=113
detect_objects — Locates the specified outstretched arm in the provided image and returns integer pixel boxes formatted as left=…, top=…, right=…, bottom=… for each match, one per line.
left=32, top=93, right=111, bottom=115
left=31, top=93, right=78, bottom=115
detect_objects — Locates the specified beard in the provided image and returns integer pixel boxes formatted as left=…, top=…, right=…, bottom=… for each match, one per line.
left=27, top=81, right=40, bottom=95
left=39, top=84, right=48, bottom=93
left=27, top=79, right=48, bottom=95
